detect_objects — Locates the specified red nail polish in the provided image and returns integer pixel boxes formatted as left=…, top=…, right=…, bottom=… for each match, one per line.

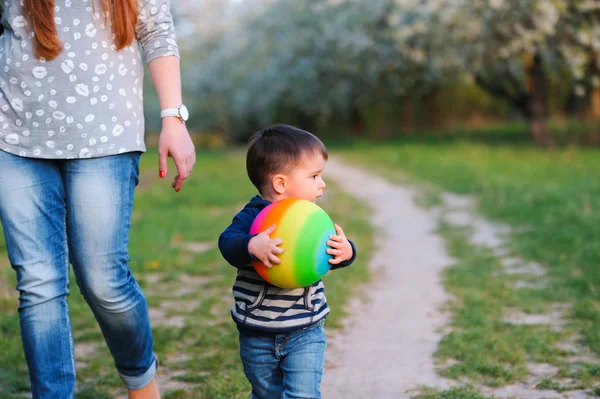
left=159, top=171, right=165, bottom=178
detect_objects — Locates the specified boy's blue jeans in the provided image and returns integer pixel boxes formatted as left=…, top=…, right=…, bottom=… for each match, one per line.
left=239, top=319, right=327, bottom=399
left=0, top=150, right=156, bottom=398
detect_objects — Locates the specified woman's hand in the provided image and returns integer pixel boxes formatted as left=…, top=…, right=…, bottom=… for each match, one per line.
left=158, top=117, right=196, bottom=192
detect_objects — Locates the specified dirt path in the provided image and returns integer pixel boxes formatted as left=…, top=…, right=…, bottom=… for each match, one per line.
left=321, top=158, right=595, bottom=399
left=321, top=158, right=455, bottom=398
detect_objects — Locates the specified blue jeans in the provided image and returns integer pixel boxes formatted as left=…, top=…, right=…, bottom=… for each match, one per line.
left=238, top=320, right=327, bottom=399
left=0, top=150, right=156, bottom=398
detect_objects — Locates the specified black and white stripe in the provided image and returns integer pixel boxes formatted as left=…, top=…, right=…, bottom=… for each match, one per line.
left=231, top=267, right=330, bottom=333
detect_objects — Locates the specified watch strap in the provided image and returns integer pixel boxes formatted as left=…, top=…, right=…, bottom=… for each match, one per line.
left=160, top=108, right=179, bottom=118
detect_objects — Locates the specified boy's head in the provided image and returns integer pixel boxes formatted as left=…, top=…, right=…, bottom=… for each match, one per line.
left=247, top=124, right=328, bottom=203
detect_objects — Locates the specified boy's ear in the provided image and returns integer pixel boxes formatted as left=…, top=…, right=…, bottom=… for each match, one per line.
left=272, top=174, right=287, bottom=194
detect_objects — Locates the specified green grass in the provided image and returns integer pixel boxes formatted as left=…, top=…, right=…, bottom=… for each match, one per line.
left=414, top=385, right=497, bottom=399
left=336, top=139, right=600, bottom=394
left=0, top=148, right=372, bottom=398
left=4, top=124, right=599, bottom=397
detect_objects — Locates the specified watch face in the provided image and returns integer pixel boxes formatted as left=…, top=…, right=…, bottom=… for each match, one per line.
left=179, top=105, right=189, bottom=121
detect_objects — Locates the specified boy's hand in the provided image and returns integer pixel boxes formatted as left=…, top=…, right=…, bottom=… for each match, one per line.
left=327, top=224, right=353, bottom=264
left=248, top=224, right=285, bottom=268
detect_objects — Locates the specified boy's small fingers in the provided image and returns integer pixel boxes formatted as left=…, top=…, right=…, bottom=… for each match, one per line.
left=264, top=224, right=277, bottom=235
left=269, top=254, right=281, bottom=265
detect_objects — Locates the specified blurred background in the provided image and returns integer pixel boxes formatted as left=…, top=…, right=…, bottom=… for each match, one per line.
left=145, top=0, right=600, bottom=147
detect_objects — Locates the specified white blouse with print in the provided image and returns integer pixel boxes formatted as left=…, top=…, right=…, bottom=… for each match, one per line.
left=0, top=0, right=179, bottom=159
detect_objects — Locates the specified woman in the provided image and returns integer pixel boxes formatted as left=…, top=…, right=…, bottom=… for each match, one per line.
left=0, top=0, right=195, bottom=398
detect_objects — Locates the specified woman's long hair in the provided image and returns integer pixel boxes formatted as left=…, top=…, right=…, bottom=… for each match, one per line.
left=23, top=0, right=138, bottom=60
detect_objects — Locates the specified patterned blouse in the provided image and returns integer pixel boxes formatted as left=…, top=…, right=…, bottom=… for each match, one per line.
left=0, top=0, right=179, bottom=159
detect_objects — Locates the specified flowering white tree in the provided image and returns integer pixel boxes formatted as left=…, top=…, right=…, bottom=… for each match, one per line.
left=187, top=0, right=416, bottom=138
left=176, top=0, right=599, bottom=143
left=443, top=0, right=600, bottom=145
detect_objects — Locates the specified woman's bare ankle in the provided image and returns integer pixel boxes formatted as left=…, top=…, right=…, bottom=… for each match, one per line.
left=128, top=378, right=160, bottom=399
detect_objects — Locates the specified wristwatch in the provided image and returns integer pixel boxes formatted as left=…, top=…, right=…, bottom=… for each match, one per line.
left=160, top=104, right=189, bottom=122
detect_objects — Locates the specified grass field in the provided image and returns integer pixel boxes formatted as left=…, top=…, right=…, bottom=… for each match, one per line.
left=2, top=126, right=600, bottom=398
left=0, top=149, right=372, bottom=398
left=335, top=137, right=600, bottom=397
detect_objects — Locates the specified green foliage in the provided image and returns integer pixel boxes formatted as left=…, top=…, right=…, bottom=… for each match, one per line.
left=361, top=82, right=512, bottom=136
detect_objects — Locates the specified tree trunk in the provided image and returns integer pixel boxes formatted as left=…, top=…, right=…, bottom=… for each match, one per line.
left=350, top=102, right=364, bottom=137
left=589, top=52, right=600, bottom=119
left=590, top=84, right=600, bottom=119
left=401, top=97, right=416, bottom=132
left=588, top=74, right=600, bottom=146
left=296, top=112, right=316, bottom=134
left=525, top=52, right=553, bottom=146
left=566, top=82, right=587, bottom=118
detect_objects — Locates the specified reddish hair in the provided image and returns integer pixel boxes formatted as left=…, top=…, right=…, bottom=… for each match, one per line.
left=23, top=0, right=138, bottom=60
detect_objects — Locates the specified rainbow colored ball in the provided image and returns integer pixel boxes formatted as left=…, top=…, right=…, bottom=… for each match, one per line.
left=249, top=198, right=336, bottom=289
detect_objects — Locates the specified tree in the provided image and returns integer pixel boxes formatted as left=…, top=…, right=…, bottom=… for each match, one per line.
left=186, top=0, right=413, bottom=139
left=443, top=0, right=600, bottom=145
left=173, top=0, right=600, bottom=143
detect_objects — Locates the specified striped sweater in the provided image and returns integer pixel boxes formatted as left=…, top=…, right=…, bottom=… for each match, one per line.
left=218, top=195, right=356, bottom=333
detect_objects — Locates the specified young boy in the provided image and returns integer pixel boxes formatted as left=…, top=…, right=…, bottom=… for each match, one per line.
left=218, top=124, right=357, bottom=399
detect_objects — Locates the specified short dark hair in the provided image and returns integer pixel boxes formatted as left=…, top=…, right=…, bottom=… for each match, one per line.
left=246, top=124, right=328, bottom=194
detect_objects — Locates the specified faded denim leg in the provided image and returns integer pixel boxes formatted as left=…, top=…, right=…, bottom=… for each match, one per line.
left=239, top=329, right=283, bottom=399
left=280, top=321, right=326, bottom=399
left=0, top=150, right=76, bottom=399
left=63, top=152, right=156, bottom=390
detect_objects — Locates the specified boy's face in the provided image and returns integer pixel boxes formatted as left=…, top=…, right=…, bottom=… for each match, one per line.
left=281, top=152, right=327, bottom=203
